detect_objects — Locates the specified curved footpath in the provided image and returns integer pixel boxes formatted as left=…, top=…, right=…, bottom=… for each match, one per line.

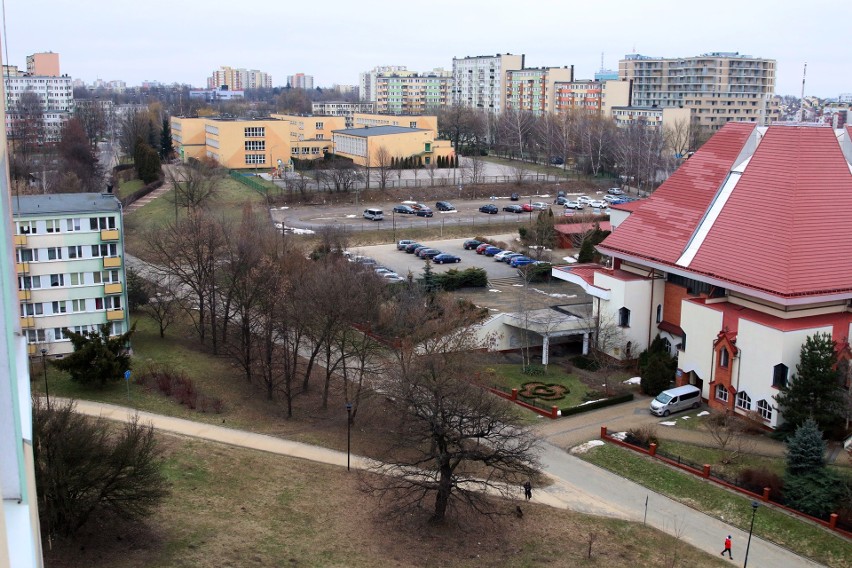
left=67, top=398, right=825, bottom=567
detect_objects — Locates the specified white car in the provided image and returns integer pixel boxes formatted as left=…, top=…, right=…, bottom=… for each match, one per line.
left=564, top=201, right=585, bottom=210
left=589, top=200, right=609, bottom=209
left=530, top=202, right=550, bottom=210
left=607, top=187, right=624, bottom=195
left=494, top=250, right=517, bottom=262
left=603, top=195, right=620, bottom=203
left=577, top=195, right=592, bottom=204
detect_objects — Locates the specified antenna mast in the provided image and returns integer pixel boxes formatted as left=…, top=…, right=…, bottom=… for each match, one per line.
left=799, top=62, right=807, bottom=121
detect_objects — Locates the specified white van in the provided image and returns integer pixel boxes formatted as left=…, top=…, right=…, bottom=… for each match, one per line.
left=649, top=385, right=701, bottom=417
left=363, top=208, right=384, bottom=221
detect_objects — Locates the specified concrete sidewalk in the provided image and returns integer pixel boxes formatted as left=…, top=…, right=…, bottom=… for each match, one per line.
left=68, top=398, right=825, bottom=567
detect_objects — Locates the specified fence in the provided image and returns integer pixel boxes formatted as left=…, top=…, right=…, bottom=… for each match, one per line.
left=271, top=172, right=567, bottom=193
left=600, top=426, right=852, bottom=536
left=229, top=170, right=271, bottom=197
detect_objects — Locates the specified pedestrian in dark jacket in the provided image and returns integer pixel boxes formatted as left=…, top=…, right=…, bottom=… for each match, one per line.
left=523, top=481, right=532, bottom=500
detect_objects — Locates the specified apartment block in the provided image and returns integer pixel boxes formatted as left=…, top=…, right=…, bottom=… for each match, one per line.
left=12, top=193, right=130, bottom=358
left=553, top=80, right=603, bottom=114
left=375, top=69, right=452, bottom=114
left=312, top=101, right=376, bottom=128
left=610, top=106, right=692, bottom=130
left=619, top=52, right=776, bottom=130
left=504, top=66, right=573, bottom=115
left=287, top=73, right=314, bottom=90
left=452, top=53, right=525, bottom=113
left=359, top=65, right=407, bottom=102
left=4, top=52, right=73, bottom=143
left=207, top=66, right=272, bottom=90
left=26, top=51, right=60, bottom=77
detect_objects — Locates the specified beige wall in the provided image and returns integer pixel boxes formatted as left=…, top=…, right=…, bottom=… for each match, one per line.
left=172, top=117, right=292, bottom=169
left=601, top=80, right=632, bottom=118
left=334, top=129, right=452, bottom=167
left=352, top=113, right=438, bottom=136
left=27, top=52, right=60, bottom=76
left=271, top=114, right=346, bottom=142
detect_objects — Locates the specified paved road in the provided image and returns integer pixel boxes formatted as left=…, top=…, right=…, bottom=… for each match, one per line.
left=68, top=399, right=823, bottom=567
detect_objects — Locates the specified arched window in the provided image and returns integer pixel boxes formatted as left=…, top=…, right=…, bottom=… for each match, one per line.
left=720, top=347, right=730, bottom=368
left=757, top=399, right=772, bottom=421
left=656, top=304, right=662, bottom=323
left=735, top=390, right=751, bottom=410
left=715, top=384, right=729, bottom=402
left=618, top=307, right=631, bottom=327
left=772, top=364, right=788, bottom=388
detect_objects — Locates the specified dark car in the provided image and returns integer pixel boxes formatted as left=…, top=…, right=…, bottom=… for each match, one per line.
left=503, top=204, right=524, bottom=213
left=436, top=201, right=456, bottom=211
left=510, top=193, right=520, bottom=201
left=483, top=246, right=502, bottom=257
left=404, top=242, right=423, bottom=253
left=397, top=239, right=416, bottom=250
left=475, top=243, right=492, bottom=254
left=554, top=196, right=569, bottom=205
left=413, top=246, right=431, bottom=257
left=415, top=207, right=434, bottom=218
left=479, top=204, right=498, bottom=214
left=463, top=239, right=482, bottom=250
left=433, top=254, right=461, bottom=264
left=393, top=204, right=416, bottom=214
left=502, top=253, right=525, bottom=264
left=421, top=249, right=442, bottom=260
left=550, top=156, right=564, bottom=165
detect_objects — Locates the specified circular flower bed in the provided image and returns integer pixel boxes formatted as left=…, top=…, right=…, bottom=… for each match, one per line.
left=519, top=381, right=569, bottom=401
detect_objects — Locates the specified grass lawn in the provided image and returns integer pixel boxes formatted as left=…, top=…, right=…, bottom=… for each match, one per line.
left=580, top=443, right=852, bottom=567
left=43, top=434, right=731, bottom=568
left=117, top=178, right=144, bottom=200
left=483, top=363, right=594, bottom=409
left=656, top=439, right=786, bottom=478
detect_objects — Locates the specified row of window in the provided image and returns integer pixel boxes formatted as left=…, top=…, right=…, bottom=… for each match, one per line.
left=17, top=243, right=118, bottom=263
left=25, top=321, right=125, bottom=344
left=19, top=270, right=120, bottom=290
left=16, top=216, right=117, bottom=235
left=290, top=147, right=322, bottom=155
left=714, top=385, right=773, bottom=420
left=21, top=295, right=122, bottom=317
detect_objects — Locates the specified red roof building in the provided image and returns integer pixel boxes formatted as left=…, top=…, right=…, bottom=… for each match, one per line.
left=553, top=123, right=852, bottom=428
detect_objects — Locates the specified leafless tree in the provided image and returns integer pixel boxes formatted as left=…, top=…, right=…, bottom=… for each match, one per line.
left=575, top=114, right=615, bottom=176
left=497, top=109, right=536, bottom=161
left=118, top=110, right=155, bottom=158
left=169, top=160, right=222, bottom=212
left=461, top=154, right=485, bottom=185
left=705, top=411, right=755, bottom=464
left=366, top=292, right=539, bottom=523
left=143, top=277, right=184, bottom=339
left=372, top=146, right=393, bottom=189
left=325, top=160, right=363, bottom=192
left=437, top=105, right=488, bottom=156
left=425, top=162, right=438, bottom=187
left=73, top=101, right=107, bottom=147
left=8, top=90, right=45, bottom=181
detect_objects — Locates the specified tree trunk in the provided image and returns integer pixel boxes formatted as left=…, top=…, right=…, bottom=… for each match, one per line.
left=432, top=461, right=453, bottom=523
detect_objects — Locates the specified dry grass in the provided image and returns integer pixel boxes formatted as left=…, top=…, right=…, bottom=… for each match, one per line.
left=44, top=434, right=730, bottom=568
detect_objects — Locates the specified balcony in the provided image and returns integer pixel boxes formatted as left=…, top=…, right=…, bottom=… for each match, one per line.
left=103, top=256, right=122, bottom=268
left=16, top=262, right=29, bottom=274
left=104, top=282, right=123, bottom=295
left=14, top=234, right=27, bottom=246
left=20, top=316, right=35, bottom=328
left=27, top=343, right=39, bottom=356
left=101, top=229, right=120, bottom=241
left=106, top=309, right=125, bottom=321
left=18, top=289, right=32, bottom=301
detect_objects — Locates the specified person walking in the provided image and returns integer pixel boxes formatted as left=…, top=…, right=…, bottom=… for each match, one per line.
left=523, top=480, right=532, bottom=501
left=720, top=535, right=733, bottom=560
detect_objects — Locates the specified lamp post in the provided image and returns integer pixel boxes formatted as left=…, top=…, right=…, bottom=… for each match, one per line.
left=743, top=501, right=759, bottom=568
left=40, top=348, right=49, bottom=409
left=392, top=210, right=396, bottom=243
left=345, top=402, right=353, bottom=471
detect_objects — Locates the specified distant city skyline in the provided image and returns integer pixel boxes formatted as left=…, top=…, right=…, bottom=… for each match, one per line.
left=3, top=0, right=850, bottom=98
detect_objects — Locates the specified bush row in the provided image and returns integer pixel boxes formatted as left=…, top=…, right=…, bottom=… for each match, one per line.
left=561, top=393, right=634, bottom=416
left=135, top=367, right=224, bottom=414
left=434, top=267, right=488, bottom=290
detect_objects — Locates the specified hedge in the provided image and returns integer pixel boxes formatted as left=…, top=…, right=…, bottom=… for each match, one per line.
left=560, top=393, right=634, bottom=416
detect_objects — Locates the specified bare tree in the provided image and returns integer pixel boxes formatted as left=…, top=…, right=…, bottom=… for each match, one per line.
left=497, top=109, right=536, bottom=161
left=372, top=146, right=393, bottom=189
left=169, top=160, right=222, bottom=212
left=461, top=154, right=485, bottom=185
left=142, top=278, right=184, bottom=338
left=704, top=411, right=755, bottom=464
left=8, top=90, right=45, bottom=181
left=576, top=114, right=615, bottom=176
left=326, top=160, right=363, bottom=192
left=73, top=101, right=107, bottom=147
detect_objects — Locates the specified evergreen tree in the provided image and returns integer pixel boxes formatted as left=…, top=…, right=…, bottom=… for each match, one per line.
left=640, top=354, right=674, bottom=397
left=776, top=333, right=845, bottom=434
left=160, top=117, right=173, bottom=160
left=51, top=323, right=136, bottom=387
left=783, top=419, right=843, bottom=518
left=134, top=138, right=162, bottom=184
left=578, top=238, right=596, bottom=263
left=126, top=268, right=150, bottom=311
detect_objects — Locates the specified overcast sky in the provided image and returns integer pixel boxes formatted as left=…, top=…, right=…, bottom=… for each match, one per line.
left=3, top=0, right=849, bottom=98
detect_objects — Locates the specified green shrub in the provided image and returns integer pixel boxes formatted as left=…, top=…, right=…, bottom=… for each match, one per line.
left=561, top=393, right=634, bottom=416
left=521, top=366, right=546, bottom=376
left=434, top=267, right=488, bottom=291
left=572, top=355, right=601, bottom=371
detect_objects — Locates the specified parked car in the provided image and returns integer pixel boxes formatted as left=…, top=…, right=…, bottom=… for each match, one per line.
left=404, top=242, right=423, bottom=253
left=493, top=250, right=517, bottom=262
left=397, top=239, right=416, bottom=250
left=363, top=208, right=384, bottom=221
left=550, top=156, right=564, bottom=165
left=414, top=246, right=432, bottom=257
left=479, top=204, right=499, bottom=214
left=607, top=187, right=624, bottom=195
left=463, top=239, right=482, bottom=250
left=588, top=199, right=608, bottom=209
left=421, top=249, right=442, bottom=260
left=411, top=203, right=430, bottom=211
left=415, top=207, right=434, bottom=217
left=393, top=204, right=416, bottom=214
left=510, top=256, right=536, bottom=267
left=435, top=201, right=456, bottom=211
left=564, top=201, right=585, bottom=210
left=383, top=273, right=405, bottom=283
left=510, top=192, right=520, bottom=201
left=433, top=253, right=461, bottom=264
left=530, top=202, right=550, bottom=210
left=603, top=195, right=620, bottom=203
left=577, top=196, right=591, bottom=204
left=503, top=204, right=524, bottom=213
left=483, top=246, right=502, bottom=256
left=502, top=253, right=525, bottom=264
left=521, top=203, right=534, bottom=212
left=475, top=243, right=492, bottom=254
left=554, top=196, right=569, bottom=205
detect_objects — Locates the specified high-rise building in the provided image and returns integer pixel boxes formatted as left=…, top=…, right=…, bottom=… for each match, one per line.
left=451, top=53, right=525, bottom=114
left=311, top=101, right=376, bottom=128
left=26, top=52, right=60, bottom=77
left=359, top=66, right=407, bottom=102
left=286, top=74, right=314, bottom=90
left=619, top=52, right=776, bottom=130
left=207, top=66, right=272, bottom=90
left=375, top=69, right=452, bottom=114
left=504, top=66, right=573, bottom=115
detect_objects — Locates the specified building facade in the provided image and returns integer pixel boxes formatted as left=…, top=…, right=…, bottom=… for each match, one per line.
left=351, top=113, right=438, bottom=136
left=311, top=101, right=376, bottom=127
left=172, top=116, right=293, bottom=169
left=610, top=105, right=692, bottom=130
left=26, top=52, right=59, bottom=77
left=504, top=66, right=574, bottom=115
left=286, top=74, right=314, bottom=90
left=619, top=52, right=777, bottom=130
left=553, top=123, right=852, bottom=429
left=451, top=53, right=525, bottom=114
left=359, top=65, right=407, bottom=102
left=332, top=125, right=453, bottom=167
left=12, top=193, right=130, bottom=358
left=554, top=80, right=603, bottom=114
left=375, top=70, right=451, bottom=114
left=4, top=52, right=73, bottom=143
left=207, top=66, right=272, bottom=90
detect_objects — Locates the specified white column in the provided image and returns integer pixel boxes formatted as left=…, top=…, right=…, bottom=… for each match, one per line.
left=582, top=333, right=589, bottom=355
left=541, top=335, right=549, bottom=366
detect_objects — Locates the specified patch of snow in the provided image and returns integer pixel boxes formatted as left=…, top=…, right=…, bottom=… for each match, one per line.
left=532, top=288, right=576, bottom=299
left=610, top=431, right=628, bottom=441
left=570, top=440, right=605, bottom=454
left=488, top=289, right=502, bottom=293
left=580, top=398, right=605, bottom=406
left=697, top=411, right=710, bottom=417
left=659, top=421, right=677, bottom=426
left=623, top=377, right=642, bottom=385
left=345, top=214, right=356, bottom=218
left=562, top=256, right=578, bottom=264
left=279, top=206, right=289, bottom=210
left=680, top=416, right=690, bottom=420
left=512, top=284, right=525, bottom=287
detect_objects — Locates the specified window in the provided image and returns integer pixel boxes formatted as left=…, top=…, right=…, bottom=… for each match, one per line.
left=68, top=245, right=83, bottom=259
left=409, top=121, right=417, bottom=128
left=45, top=219, right=61, bottom=233
left=93, top=271, right=102, bottom=284
left=47, top=247, right=63, bottom=260
left=245, top=154, right=266, bottom=165
left=735, top=390, right=751, bottom=410
left=772, top=363, right=788, bottom=388
left=244, top=140, right=265, bottom=151
left=69, top=272, right=85, bottom=286
left=315, top=122, right=323, bottom=130
left=16, top=221, right=37, bottom=234
left=91, top=243, right=118, bottom=257
left=103, top=270, right=120, bottom=283
left=106, top=296, right=122, bottom=310
left=618, top=307, right=631, bottom=327
left=18, top=275, right=42, bottom=289
left=66, top=217, right=82, bottom=232
left=244, top=126, right=265, bottom=138
left=25, top=329, right=46, bottom=343
left=49, top=274, right=65, bottom=287
left=17, top=248, right=38, bottom=262
left=71, top=299, right=86, bottom=312
left=656, top=304, right=662, bottom=323
left=89, top=216, right=116, bottom=231
left=111, top=321, right=125, bottom=335
left=20, top=303, right=44, bottom=316
left=757, top=399, right=772, bottom=421
left=316, top=134, right=324, bottom=140
left=720, top=347, right=730, bottom=368
left=53, top=328, right=68, bottom=341
left=95, top=298, right=104, bottom=310
left=715, top=384, right=728, bottom=402
left=51, top=301, right=67, bottom=314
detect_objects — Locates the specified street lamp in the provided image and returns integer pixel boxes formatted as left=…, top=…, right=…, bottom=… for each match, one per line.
left=40, top=348, right=49, bottom=409
left=345, top=402, right=353, bottom=471
left=743, top=501, right=759, bottom=568
left=392, top=210, right=396, bottom=244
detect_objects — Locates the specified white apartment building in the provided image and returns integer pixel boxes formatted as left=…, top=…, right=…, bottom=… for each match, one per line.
left=311, top=101, right=376, bottom=128
left=452, top=53, right=525, bottom=113
left=359, top=65, right=407, bottom=102
left=287, top=74, right=314, bottom=90
left=207, top=66, right=272, bottom=90
left=4, top=73, right=73, bottom=142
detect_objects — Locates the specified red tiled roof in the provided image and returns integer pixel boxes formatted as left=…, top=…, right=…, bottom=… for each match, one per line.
left=553, top=264, right=604, bottom=288
left=658, top=321, right=684, bottom=337
left=610, top=200, right=645, bottom=212
left=599, top=123, right=852, bottom=300
left=554, top=221, right=611, bottom=235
